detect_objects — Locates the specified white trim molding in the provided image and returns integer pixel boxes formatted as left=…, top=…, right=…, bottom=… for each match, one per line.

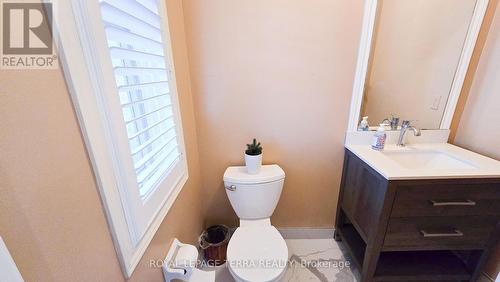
left=346, top=0, right=490, bottom=134
left=0, top=237, right=24, bottom=282
left=347, top=0, right=379, bottom=132
left=55, top=0, right=188, bottom=277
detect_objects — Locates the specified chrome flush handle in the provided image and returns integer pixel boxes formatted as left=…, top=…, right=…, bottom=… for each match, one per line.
left=226, top=185, right=236, bottom=191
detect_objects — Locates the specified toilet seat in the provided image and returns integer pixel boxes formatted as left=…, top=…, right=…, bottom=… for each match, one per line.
left=227, top=226, right=288, bottom=282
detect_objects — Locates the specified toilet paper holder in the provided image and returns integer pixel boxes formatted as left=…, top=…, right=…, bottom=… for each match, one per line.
left=162, top=238, right=215, bottom=282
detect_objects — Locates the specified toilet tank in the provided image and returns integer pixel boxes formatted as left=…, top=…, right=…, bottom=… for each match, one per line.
left=223, top=165, right=285, bottom=220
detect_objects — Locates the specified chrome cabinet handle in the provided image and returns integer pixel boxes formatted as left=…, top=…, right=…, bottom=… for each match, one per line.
left=226, top=185, right=236, bottom=191
left=420, top=229, right=464, bottom=238
left=429, top=200, right=476, bottom=206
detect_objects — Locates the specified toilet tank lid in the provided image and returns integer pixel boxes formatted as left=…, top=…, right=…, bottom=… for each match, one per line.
left=224, top=164, right=285, bottom=184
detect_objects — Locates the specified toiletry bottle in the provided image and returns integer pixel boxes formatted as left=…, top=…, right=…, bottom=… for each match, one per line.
left=371, top=124, right=386, bottom=151
left=359, top=116, right=369, bottom=131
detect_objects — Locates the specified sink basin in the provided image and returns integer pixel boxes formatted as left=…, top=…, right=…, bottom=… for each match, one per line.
left=345, top=143, right=500, bottom=179
left=382, top=150, right=477, bottom=170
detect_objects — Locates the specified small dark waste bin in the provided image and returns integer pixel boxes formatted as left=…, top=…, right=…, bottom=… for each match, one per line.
left=199, top=225, right=230, bottom=266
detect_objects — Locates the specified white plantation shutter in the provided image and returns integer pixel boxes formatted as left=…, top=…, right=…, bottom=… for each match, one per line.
left=60, top=0, right=188, bottom=275
left=99, top=0, right=181, bottom=197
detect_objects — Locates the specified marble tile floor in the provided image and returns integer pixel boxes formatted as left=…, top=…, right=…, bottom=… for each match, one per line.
left=202, top=238, right=495, bottom=282
left=204, top=238, right=361, bottom=282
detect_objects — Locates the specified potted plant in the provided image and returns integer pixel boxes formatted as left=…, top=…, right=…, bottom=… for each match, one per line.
left=245, top=138, right=262, bottom=174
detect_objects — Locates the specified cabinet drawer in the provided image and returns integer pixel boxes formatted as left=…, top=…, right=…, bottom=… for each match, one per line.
left=383, top=216, right=498, bottom=250
left=391, top=183, right=500, bottom=217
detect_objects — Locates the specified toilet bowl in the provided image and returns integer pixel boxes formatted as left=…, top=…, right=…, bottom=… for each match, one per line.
left=223, top=165, right=288, bottom=282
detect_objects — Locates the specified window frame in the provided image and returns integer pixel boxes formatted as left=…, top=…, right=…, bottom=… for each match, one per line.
left=55, top=0, right=188, bottom=277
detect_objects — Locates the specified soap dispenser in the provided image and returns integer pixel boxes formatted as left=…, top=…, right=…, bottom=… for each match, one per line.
left=358, top=116, right=369, bottom=131
left=371, top=124, right=386, bottom=151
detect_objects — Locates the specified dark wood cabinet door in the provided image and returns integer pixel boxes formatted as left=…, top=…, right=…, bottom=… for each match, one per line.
left=383, top=215, right=499, bottom=251
left=392, top=181, right=500, bottom=217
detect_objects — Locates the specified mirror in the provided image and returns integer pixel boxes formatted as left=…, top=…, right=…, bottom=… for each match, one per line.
left=359, top=0, right=479, bottom=131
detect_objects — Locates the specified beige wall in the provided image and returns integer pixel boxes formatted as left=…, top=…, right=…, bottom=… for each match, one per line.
left=0, top=70, right=124, bottom=281
left=183, top=0, right=364, bottom=227
left=364, top=0, right=476, bottom=129
left=452, top=1, right=500, bottom=278
left=0, top=1, right=202, bottom=281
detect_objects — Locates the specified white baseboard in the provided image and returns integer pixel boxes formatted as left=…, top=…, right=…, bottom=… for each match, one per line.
left=277, top=228, right=334, bottom=239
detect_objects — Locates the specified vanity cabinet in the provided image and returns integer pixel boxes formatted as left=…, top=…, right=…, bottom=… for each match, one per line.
left=334, top=149, right=500, bottom=282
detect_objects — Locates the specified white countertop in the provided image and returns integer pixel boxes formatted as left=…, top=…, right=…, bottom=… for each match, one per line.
left=345, top=143, right=500, bottom=180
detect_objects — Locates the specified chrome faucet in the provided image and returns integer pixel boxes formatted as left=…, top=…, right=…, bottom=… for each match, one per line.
left=397, top=120, right=421, bottom=146
left=382, top=115, right=400, bottom=130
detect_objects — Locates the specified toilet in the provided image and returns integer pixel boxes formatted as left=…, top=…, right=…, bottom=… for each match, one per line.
left=223, top=164, right=288, bottom=282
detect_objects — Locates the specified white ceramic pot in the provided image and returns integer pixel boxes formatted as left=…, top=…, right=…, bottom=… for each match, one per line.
left=245, top=153, right=262, bottom=174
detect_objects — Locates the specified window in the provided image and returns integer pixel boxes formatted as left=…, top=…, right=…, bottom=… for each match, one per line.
left=57, top=0, right=188, bottom=277
left=99, top=0, right=181, bottom=198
